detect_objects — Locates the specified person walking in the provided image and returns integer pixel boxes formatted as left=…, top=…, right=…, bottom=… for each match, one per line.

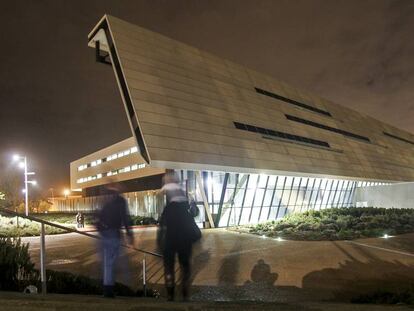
left=157, top=172, right=201, bottom=301
left=96, top=185, right=134, bottom=298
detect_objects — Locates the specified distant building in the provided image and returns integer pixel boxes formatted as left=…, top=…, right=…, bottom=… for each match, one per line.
left=63, top=15, right=414, bottom=227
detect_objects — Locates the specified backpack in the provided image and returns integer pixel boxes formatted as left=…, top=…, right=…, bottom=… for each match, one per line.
left=188, top=199, right=199, bottom=218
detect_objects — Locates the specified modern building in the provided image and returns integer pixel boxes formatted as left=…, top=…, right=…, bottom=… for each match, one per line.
left=63, top=15, right=414, bottom=227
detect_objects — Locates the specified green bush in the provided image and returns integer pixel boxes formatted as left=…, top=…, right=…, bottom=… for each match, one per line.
left=0, top=216, right=68, bottom=238
left=0, top=213, right=158, bottom=238
left=243, top=207, right=414, bottom=241
left=33, top=213, right=95, bottom=225
left=0, top=236, right=137, bottom=295
left=34, top=213, right=158, bottom=226
left=0, top=237, right=37, bottom=291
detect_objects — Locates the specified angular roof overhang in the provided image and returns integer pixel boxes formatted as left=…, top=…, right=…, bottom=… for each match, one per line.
left=87, top=15, right=414, bottom=182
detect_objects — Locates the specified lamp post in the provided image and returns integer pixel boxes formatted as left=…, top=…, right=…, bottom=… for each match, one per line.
left=13, top=154, right=36, bottom=216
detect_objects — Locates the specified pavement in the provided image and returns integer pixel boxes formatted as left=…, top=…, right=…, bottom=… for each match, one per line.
left=22, top=228, right=414, bottom=304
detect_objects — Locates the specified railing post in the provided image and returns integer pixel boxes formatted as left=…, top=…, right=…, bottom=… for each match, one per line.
left=142, top=255, right=147, bottom=297
left=40, top=223, right=47, bottom=294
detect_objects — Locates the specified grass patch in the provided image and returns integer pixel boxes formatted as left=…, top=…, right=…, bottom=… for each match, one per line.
left=241, top=207, right=414, bottom=241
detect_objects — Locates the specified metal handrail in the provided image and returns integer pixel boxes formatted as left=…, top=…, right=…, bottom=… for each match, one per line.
left=0, top=207, right=162, bottom=258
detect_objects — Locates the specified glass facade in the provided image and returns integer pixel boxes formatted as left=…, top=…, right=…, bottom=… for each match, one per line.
left=62, top=168, right=391, bottom=227
left=179, top=170, right=388, bottom=227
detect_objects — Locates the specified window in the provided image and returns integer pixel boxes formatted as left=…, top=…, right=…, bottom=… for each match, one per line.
left=234, top=121, right=330, bottom=148
left=255, top=87, right=332, bottom=117
left=78, top=164, right=87, bottom=171
left=285, top=114, right=370, bottom=143
left=383, top=132, right=414, bottom=146
left=78, top=146, right=137, bottom=172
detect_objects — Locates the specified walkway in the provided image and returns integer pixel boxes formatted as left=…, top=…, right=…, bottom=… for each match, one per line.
left=24, top=229, right=414, bottom=303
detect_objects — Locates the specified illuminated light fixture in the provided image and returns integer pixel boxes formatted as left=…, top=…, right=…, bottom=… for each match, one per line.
left=63, top=189, right=70, bottom=198
left=11, top=154, right=36, bottom=216
left=382, top=234, right=390, bottom=239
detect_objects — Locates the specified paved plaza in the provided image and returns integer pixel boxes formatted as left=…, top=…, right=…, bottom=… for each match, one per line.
left=23, top=228, right=414, bottom=303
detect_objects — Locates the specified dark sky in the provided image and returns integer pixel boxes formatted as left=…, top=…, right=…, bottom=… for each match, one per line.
left=0, top=0, right=413, bottom=194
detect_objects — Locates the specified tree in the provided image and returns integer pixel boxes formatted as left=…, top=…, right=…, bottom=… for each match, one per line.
left=0, top=170, right=23, bottom=210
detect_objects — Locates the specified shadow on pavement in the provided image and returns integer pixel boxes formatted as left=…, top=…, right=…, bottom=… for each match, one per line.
left=302, top=241, right=414, bottom=301
left=191, top=257, right=305, bottom=302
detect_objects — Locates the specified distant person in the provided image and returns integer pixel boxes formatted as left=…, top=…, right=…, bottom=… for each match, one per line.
left=76, top=212, right=84, bottom=229
left=157, top=172, right=201, bottom=301
left=96, top=185, right=134, bottom=298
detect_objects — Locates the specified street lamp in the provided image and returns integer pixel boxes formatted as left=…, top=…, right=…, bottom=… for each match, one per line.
left=63, top=189, right=70, bottom=199
left=12, top=154, right=36, bottom=216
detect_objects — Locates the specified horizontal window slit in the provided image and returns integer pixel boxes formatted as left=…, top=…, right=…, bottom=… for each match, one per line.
left=255, top=87, right=332, bottom=117
left=233, top=121, right=330, bottom=148
left=285, top=114, right=371, bottom=143
left=383, top=132, right=414, bottom=146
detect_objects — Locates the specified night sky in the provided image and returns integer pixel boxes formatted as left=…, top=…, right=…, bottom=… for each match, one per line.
left=0, top=0, right=413, bottom=194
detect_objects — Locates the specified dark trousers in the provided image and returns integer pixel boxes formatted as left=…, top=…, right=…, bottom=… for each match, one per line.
left=163, top=243, right=192, bottom=289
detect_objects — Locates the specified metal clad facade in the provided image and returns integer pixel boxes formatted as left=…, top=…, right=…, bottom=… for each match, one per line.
left=87, top=15, right=414, bottom=182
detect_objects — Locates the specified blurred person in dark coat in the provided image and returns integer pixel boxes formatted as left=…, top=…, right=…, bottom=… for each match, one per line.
left=157, top=172, right=201, bottom=301
left=96, top=184, right=134, bottom=298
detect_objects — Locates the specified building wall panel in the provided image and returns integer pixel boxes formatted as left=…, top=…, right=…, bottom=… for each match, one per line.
left=86, top=15, right=414, bottom=182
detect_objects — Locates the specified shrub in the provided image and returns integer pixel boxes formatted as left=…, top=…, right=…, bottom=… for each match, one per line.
left=0, top=216, right=68, bottom=238
left=0, top=237, right=138, bottom=296
left=243, top=207, right=414, bottom=241
left=0, top=237, right=37, bottom=291
left=33, top=213, right=95, bottom=225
